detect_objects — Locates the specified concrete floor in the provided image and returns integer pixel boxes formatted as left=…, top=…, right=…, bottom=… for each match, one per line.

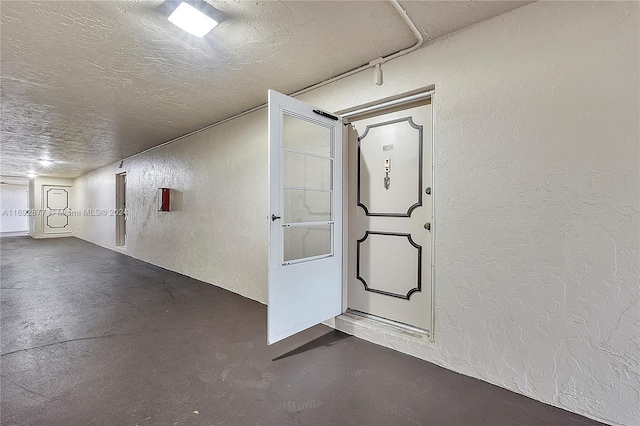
left=1, top=237, right=601, bottom=426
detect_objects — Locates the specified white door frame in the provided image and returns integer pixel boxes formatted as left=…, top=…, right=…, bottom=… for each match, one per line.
left=339, top=89, right=436, bottom=341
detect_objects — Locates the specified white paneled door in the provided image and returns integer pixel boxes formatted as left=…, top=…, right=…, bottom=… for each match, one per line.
left=43, top=185, right=72, bottom=235
left=267, top=90, right=343, bottom=344
left=347, top=102, right=433, bottom=332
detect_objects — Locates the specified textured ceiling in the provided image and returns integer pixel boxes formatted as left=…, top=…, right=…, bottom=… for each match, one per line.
left=0, top=0, right=531, bottom=179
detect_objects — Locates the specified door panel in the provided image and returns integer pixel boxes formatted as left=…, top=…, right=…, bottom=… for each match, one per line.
left=283, top=114, right=331, bottom=156
left=283, top=189, right=331, bottom=223
left=283, top=224, right=332, bottom=262
left=348, top=102, right=432, bottom=332
left=283, top=151, right=332, bottom=190
left=357, top=231, right=422, bottom=299
left=358, top=118, right=422, bottom=216
left=43, top=186, right=71, bottom=234
left=268, top=90, right=343, bottom=344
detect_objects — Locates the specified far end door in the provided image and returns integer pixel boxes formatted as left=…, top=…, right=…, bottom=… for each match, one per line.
left=43, top=185, right=72, bottom=235
left=268, top=90, right=343, bottom=344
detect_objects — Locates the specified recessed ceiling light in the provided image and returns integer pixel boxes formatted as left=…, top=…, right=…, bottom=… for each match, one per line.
left=168, top=2, right=219, bottom=38
left=27, top=172, right=37, bottom=178
left=39, top=160, right=53, bottom=167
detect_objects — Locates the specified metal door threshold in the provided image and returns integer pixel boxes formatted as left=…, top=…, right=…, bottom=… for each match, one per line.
left=346, top=308, right=430, bottom=337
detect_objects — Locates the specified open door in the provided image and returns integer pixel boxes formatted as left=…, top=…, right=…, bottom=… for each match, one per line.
left=268, top=90, right=343, bottom=344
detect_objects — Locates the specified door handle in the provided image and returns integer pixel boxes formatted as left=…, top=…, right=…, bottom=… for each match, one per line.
left=424, top=222, right=431, bottom=231
left=271, top=214, right=281, bottom=221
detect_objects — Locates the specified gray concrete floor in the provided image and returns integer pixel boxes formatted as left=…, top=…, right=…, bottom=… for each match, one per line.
left=1, top=236, right=601, bottom=426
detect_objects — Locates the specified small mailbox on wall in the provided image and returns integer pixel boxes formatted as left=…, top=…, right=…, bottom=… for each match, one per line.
left=158, top=188, right=170, bottom=212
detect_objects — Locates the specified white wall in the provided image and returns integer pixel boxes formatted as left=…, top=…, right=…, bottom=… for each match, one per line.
left=0, top=184, right=29, bottom=232
left=28, top=177, right=74, bottom=238
left=73, top=2, right=638, bottom=424
left=74, top=110, right=269, bottom=302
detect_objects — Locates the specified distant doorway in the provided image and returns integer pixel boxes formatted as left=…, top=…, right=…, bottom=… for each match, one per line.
left=43, top=185, right=72, bottom=235
left=115, top=172, right=126, bottom=246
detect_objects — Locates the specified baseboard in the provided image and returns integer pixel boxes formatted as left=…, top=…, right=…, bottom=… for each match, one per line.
left=0, top=231, right=29, bottom=237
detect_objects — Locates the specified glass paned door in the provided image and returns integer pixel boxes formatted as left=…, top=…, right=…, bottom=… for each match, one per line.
left=268, top=90, right=343, bottom=344
left=282, top=113, right=334, bottom=264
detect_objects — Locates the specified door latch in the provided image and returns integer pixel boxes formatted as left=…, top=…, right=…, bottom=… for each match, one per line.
left=424, top=222, right=431, bottom=231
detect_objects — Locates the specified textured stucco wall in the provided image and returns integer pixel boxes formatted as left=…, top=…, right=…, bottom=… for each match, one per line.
left=0, top=184, right=29, bottom=232
left=28, top=177, right=74, bottom=238
left=74, top=111, right=269, bottom=303
left=73, top=2, right=638, bottom=424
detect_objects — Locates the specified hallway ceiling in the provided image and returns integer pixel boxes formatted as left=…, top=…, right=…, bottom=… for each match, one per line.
left=1, top=1, right=531, bottom=179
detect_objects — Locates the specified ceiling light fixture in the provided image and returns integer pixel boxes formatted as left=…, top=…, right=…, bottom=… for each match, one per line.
left=168, top=2, right=219, bottom=38
left=39, top=159, right=53, bottom=167
left=27, top=172, right=37, bottom=178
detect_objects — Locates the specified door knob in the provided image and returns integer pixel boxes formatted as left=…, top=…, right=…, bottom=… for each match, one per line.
left=424, top=222, right=431, bottom=231
left=271, top=214, right=281, bottom=221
